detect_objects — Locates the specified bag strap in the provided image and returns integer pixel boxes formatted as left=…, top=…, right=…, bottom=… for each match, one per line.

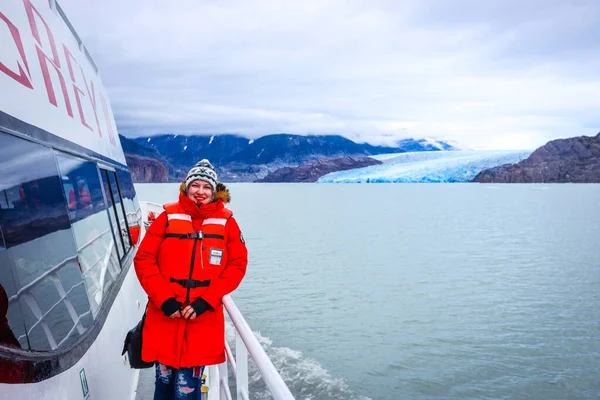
left=122, top=299, right=150, bottom=356
left=140, top=299, right=149, bottom=329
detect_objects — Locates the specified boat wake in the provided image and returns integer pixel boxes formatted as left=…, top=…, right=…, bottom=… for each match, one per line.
left=226, top=322, right=371, bottom=400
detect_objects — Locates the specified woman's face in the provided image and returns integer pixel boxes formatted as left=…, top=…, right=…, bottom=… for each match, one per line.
left=187, top=180, right=213, bottom=205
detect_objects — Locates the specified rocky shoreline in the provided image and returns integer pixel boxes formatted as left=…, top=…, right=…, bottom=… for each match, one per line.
left=255, top=156, right=382, bottom=183
left=473, top=132, right=600, bottom=183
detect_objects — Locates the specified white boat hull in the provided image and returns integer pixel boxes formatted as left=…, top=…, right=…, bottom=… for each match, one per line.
left=0, top=263, right=147, bottom=400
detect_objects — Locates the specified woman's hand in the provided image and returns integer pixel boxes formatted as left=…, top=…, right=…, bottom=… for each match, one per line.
left=180, top=298, right=211, bottom=319
left=161, top=298, right=182, bottom=317
left=181, top=305, right=196, bottom=320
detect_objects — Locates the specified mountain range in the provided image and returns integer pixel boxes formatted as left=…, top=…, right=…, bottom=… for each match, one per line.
left=120, top=131, right=600, bottom=183
left=122, top=133, right=457, bottom=182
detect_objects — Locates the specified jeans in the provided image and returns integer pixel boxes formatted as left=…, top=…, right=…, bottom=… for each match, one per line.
left=153, top=362, right=205, bottom=400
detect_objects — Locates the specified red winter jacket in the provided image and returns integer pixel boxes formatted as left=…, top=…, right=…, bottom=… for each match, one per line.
left=134, top=187, right=247, bottom=368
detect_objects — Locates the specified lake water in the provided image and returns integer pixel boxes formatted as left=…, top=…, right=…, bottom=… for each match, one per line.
left=135, top=183, right=600, bottom=400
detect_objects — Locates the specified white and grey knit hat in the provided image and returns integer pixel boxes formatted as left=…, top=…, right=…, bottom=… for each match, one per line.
left=185, top=159, right=218, bottom=192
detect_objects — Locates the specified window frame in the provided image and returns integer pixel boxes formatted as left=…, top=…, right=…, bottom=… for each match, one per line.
left=110, top=170, right=133, bottom=250
left=0, top=133, right=92, bottom=353
left=0, top=122, right=139, bottom=383
left=99, top=168, right=134, bottom=262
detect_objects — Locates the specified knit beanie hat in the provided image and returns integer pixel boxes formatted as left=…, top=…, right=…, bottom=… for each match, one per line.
left=185, top=159, right=218, bottom=192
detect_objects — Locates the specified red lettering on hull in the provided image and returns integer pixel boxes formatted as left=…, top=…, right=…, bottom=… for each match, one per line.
left=2, top=1, right=119, bottom=149
left=24, top=0, right=73, bottom=118
left=83, top=74, right=103, bottom=138
left=0, top=11, right=33, bottom=89
left=64, top=45, right=93, bottom=131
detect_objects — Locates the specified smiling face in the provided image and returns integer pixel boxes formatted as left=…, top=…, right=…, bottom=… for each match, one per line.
left=187, top=180, right=214, bottom=205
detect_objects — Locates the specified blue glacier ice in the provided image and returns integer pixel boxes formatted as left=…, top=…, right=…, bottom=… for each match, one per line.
left=317, top=150, right=532, bottom=183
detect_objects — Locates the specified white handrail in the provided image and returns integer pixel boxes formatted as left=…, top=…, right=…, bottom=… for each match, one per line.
left=8, top=255, right=77, bottom=302
left=222, top=295, right=295, bottom=400
left=78, top=227, right=111, bottom=252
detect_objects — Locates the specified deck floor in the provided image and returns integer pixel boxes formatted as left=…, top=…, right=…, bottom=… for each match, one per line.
left=135, top=366, right=155, bottom=399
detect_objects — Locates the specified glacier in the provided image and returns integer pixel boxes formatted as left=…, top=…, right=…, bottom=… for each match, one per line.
left=318, top=150, right=532, bottom=183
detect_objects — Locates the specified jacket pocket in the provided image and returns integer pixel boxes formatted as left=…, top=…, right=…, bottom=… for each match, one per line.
left=202, top=244, right=226, bottom=270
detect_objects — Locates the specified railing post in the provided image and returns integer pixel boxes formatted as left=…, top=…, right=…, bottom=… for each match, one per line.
left=49, top=274, right=84, bottom=335
left=236, top=333, right=249, bottom=400
left=218, top=362, right=229, bottom=400
left=23, top=293, right=57, bottom=349
left=206, top=365, right=219, bottom=400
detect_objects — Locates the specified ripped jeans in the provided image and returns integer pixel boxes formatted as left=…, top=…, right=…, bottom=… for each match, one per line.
left=154, top=362, right=205, bottom=400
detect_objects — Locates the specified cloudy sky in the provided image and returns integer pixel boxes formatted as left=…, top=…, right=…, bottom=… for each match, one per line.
left=59, top=0, right=599, bottom=150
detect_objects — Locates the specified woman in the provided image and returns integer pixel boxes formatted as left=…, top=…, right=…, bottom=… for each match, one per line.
left=134, top=159, right=248, bottom=399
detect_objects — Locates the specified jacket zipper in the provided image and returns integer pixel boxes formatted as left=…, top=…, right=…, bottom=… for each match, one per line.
left=185, top=231, right=201, bottom=305
left=201, top=243, right=205, bottom=270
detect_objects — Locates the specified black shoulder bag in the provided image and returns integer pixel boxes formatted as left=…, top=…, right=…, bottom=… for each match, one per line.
left=121, top=303, right=154, bottom=369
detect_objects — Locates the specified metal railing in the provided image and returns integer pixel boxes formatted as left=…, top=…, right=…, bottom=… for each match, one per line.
left=127, top=208, right=143, bottom=226
left=7, top=220, right=119, bottom=349
left=140, top=201, right=295, bottom=400
left=221, top=295, right=295, bottom=400
left=8, top=254, right=90, bottom=349
left=78, top=228, right=120, bottom=313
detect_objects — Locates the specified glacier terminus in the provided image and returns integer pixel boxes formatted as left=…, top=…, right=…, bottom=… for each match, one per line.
left=318, top=150, right=532, bottom=183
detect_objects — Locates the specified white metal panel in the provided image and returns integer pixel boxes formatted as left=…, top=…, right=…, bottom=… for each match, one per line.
left=0, top=0, right=125, bottom=163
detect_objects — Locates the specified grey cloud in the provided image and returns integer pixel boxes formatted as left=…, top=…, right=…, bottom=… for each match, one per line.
left=58, top=0, right=600, bottom=150
left=409, top=0, right=600, bottom=68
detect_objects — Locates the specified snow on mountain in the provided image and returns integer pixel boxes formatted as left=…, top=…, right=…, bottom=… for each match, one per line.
left=421, top=137, right=445, bottom=150
left=318, top=150, right=532, bottom=183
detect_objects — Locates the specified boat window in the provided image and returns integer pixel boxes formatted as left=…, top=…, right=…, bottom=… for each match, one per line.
left=0, top=133, right=92, bottom=352
left=55, top=156, right=105, bottom=223
left=116, top=169, right=141, bottom=245
left=55, top=155, right=121, bottom=317
left=108, top=171, right=132, bottom=253
left=0, top=224, right=5, bottom=251
left=100, top=170, right=125, bottom=260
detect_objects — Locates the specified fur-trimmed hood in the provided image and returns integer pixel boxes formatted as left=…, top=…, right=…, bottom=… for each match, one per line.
left=179, top=181, right=231, bottom=204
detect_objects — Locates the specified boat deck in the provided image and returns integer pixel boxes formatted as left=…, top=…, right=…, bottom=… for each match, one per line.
left=135, top=368, right=155, bottom=399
